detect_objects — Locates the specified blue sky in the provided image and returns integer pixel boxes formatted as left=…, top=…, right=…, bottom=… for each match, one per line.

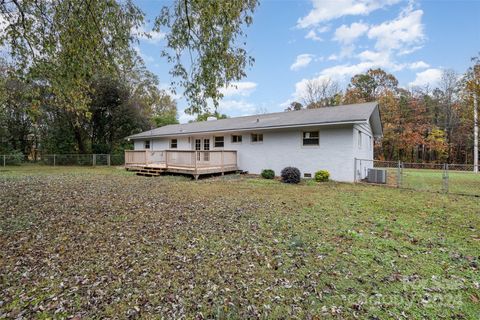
left=134, top=0, right=480, bottom=123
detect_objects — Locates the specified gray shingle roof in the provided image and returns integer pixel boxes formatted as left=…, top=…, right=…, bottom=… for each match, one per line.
left=128, top=102, right=382, bottom=139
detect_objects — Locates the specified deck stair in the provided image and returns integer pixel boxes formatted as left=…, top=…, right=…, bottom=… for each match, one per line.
left=126, top=166, right=166, bottom=177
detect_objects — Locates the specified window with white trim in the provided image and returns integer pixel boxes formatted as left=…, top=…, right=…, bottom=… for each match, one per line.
left=214, top=136, right=224, bottom=148
left=251, top=133, right=263, bottom=143
left=144, top=140, right=150, bottom=149
left=170, top=139, right=177, bottom=149
left=302, top=131, right=319, bottom=146
left=231, top=135, right=242, bottom=143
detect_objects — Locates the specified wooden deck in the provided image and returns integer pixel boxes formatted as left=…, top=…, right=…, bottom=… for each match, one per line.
left=125, top=150, right=238, bottom=179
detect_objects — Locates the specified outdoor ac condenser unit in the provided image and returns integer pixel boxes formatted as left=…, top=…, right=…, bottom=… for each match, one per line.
left=367, top=168, right=387, bottom=184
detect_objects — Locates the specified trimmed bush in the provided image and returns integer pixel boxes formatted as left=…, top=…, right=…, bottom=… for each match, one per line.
left=281, top=166, right=301, bottom=184
left=315, top=170, right=330, bottom=182
left=261, top=169, right=275, bottom=179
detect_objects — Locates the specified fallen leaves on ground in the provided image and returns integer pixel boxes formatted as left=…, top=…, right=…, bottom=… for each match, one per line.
left=0, top=167, right=479, bottom=319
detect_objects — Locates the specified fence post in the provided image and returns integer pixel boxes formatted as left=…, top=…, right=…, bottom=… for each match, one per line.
left=353, top=157, right=357, bottom=183
left=3, top=155, right=5, bottom=167
left=396, top=160, right=401, bottom=188
left=107, top=154, right=111, bottom=166
left=53, top=154, right=56, bottom=166
left=93, top=154, right=96, bottom=166
left=443, top=163, right=449, bottom=194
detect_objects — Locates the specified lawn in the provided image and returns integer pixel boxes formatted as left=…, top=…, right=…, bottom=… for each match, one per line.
left=1, top=166, right=479, bottom=319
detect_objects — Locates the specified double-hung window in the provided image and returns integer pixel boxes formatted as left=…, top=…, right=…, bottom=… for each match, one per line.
left=170, top=139, right=178, bottom=149
left=251, top=133, right=263, bottom=143
left=144, top=140, right=150, bottom=149
left=302, top=131, right=319, bottom=146
left=214, top=136, right=224, bottom=148
left=231, top=135, right=242, bottom=143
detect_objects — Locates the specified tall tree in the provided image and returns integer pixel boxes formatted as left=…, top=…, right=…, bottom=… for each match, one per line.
left=155, top=0, right=258, bottom=114
left=152, top=92, right=179, bottom=127
left=301, top=78, right=342, bottom=108
left=89, top=77, right=151, bottom=153
left=285, top=101, right=303, bottom=111
left=194, top=111, right=228, bottom=122
left=0, top=0, right=145, bottom=152
left=344, top=68, right=398, bottom=103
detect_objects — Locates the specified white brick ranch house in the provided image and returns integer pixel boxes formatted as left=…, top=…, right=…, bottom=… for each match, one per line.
left=125, top=102, right=383, bottom=182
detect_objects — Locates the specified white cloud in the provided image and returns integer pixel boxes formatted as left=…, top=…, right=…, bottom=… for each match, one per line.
left=220, top=81, right=257, bottom=97
left=290, top=54, right=315, bottom=71
left=157, top=83, right=183, bottom=101
left=304, top=25, right=330, bottom=41
left=305, top=29, right=323, bottom=41
left=328, top=54, right=339, bottom=61
left=317, top=3, right=427, bottom=84
left=368, top=6, right=425, bottom=52
left=317, top=25, right=331, bottom=33
left=357, top=50, right=383, bottom=61
left=408, top=61, right=429, bottom=70
left=333, top=22, right=369, bottom=44
left=320, top=62, right=379, bottom=80
left=297, top=0, right=400, bottom=28
left=317, top=51, right=403, bottom=82
left=133, top=46, right=154, bottom=63
left=134, top=25, right=166, bottom=44
left=398, top=45, right=423, bottom=56
left=178, top=112, right=196, bottom=124
left=409, top=68, right=443, bottom=87
left=217, top=99, right=256, bottom=114
left=328, top=45, right=356, bottom=62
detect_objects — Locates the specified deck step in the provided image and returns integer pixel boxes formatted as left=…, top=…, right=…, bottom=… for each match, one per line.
left=136, top=172, right=161, bottom=177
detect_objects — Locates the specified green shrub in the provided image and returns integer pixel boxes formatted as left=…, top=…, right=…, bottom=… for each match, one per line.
left=5, top=151, right=24, bottom=165
left=261, top=169, right=275, bottom=179
left=281, top=166, right=301, bottom=184
left=315, top=170, right=330, bottom=182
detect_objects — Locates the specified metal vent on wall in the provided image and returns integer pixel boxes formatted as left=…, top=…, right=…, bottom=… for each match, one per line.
left=367, top=168, right=387, bottom=184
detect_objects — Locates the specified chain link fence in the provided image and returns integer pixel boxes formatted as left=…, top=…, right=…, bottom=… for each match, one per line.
left=355, top=158, right=480, bottom=197
left=1, top=153, right=125, bottom=167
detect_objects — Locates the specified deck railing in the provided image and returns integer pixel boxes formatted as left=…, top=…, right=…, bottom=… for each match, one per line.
left=125, top=149, right=237, bottom=170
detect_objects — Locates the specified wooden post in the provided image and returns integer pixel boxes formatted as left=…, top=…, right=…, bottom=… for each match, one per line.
left=165, top=150, right=168, bottom=169
left=53, top=154, right=56, bottom=167
left=145, top=150, right=148, bottom=165
left=353, top=157, right=357, bottom=183
left=92, top=154, right=96, bottom=166
left=221, top=150, right=224, bottom=176
left=194, top=151, right=198, bottom=179
left=107, top=154, right=111, bottom=166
